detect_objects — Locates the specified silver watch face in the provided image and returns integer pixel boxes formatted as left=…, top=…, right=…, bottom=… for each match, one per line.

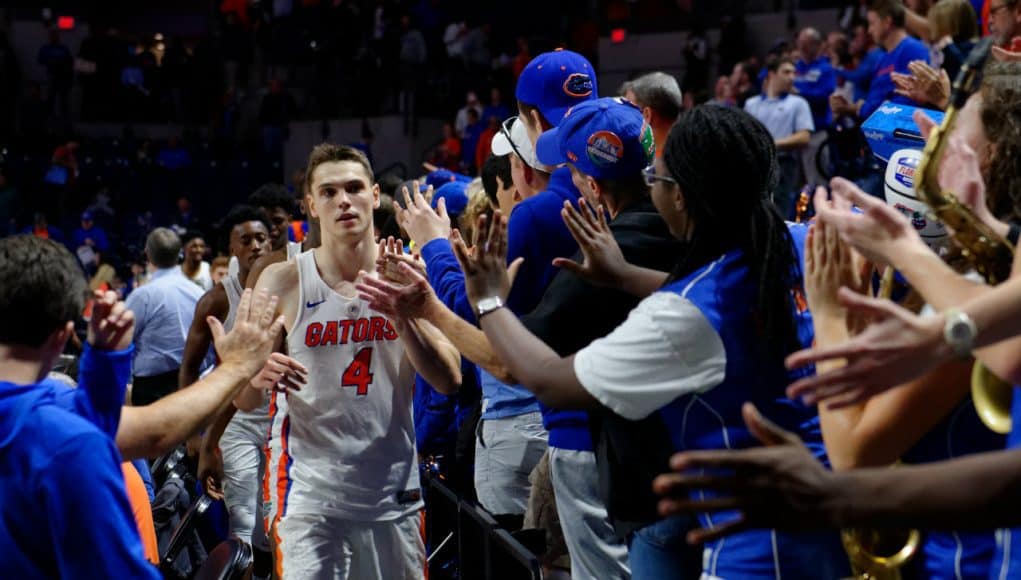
left=478, top=297, right=501, bottom=311
left=949, top=320, right=972, bottom=341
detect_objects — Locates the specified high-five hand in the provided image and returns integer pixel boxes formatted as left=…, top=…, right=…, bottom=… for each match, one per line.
left=554, top=198, right=629, bottom=288
left=208, top=288, right=287, bottom=378
left=88, top=290, right=135, bottom=351
left=451, top=211, right=520, bottom=306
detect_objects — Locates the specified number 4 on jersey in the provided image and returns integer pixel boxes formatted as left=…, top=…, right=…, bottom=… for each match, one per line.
left=342, top=347, right=374, bottom=395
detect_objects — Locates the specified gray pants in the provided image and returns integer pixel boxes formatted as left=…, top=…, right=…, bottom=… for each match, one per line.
left=474, top=412, right=548, bottom=515
left=549, top=447, right=631, bottom=580
left=221, top=417, right=269, bottom=551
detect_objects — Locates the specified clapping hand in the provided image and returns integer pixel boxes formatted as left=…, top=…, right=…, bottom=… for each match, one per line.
left=554, top=198, right=629, bottom=289
left=892, top=60, right=950, bottom=109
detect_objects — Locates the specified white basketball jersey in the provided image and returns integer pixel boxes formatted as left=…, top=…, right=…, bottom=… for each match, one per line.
left=271, top=250, right=420, bottom=522
left=223, top=272, right=271, bottom=422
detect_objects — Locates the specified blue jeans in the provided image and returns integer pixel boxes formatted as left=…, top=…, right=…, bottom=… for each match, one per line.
left=627, top=515, right=701, bottom=580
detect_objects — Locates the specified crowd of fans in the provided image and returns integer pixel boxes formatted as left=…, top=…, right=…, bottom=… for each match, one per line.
left=6, top=0, right=1021, bottom=578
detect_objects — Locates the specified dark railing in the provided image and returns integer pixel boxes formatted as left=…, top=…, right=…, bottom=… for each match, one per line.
left=425, top=475, right=542, bottom=580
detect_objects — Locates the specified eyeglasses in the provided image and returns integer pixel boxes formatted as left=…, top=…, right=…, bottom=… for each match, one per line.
left=642, top=164, right=677, bottom=186
left=499, top=116, right=527, bottom=162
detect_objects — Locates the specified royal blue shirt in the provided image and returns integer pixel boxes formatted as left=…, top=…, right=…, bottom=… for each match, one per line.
left=839, top=48, right=885, bottom=104
left=861, top=36, right=930, bottom=120
left=0, top=380, right=158, bottom=578
left=795, top=55, right=837, bottom=129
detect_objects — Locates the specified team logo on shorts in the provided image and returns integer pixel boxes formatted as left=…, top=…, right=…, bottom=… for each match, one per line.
left=586, top=131, right=624, bottom=166
left=563, top=73, right=594, bottom=98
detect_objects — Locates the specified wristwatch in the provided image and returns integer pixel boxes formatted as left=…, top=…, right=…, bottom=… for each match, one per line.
left=943, top=308, right=977, bottom=358
left=476, top=296, right=505, bottom=319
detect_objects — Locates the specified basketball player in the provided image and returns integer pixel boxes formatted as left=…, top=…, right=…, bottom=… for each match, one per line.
left=181, top=204, right=295, bottom=578
left=235, top=144, right=462, bottom=579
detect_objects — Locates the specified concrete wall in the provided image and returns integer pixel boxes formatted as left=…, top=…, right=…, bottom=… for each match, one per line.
left=597, top=8, right=841, bottom=93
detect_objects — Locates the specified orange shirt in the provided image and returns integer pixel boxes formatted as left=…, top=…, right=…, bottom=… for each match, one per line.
left=122, top=463, right=159, bottom=564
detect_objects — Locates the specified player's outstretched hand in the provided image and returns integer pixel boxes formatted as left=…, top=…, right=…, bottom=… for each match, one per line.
left=251, top=352, right=308, bottom=393
left=395, top=180, right=449, bottom=247
left=785, top=289, right=948, bottom=408
left=554, top=198, right=629, bottom=289
left=653, top=403, right=842, bottom=544
left=88, top=290, right=135, bottom=351
left=209, top=288, right=286, bottom=379
left=452, top=210, right=522, bottom=307
left=376, top=236, right=426, bottom=285
left=357, top=265, right=437, bottom=321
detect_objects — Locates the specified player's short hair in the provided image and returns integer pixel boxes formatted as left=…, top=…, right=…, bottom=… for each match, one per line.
left=303, top=144, right=375, bottom=196
left=146, top=227, right=182, bottom=269
left=0, top=235, right=87, bottom=348
left=181, top=229, right=205, bottom=246
left=248, top=183, right=294, bottom=216
left=222, top=204, right=271, bottom=236
left=481, top=154, right=513, bottom=207
left=212, top=255, right=230, bottom=269
left=869, top=0, right=907, bottom=27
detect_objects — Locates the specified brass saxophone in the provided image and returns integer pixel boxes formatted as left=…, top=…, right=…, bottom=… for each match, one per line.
left=915, top=37, right=1015, bottom=434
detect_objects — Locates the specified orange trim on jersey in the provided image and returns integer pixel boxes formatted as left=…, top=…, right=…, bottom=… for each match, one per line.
left=420, top=510, right=429, bottom=580
left=262, top=392, right=278, bottom=533
left=272, top=414, right=292, bottom=579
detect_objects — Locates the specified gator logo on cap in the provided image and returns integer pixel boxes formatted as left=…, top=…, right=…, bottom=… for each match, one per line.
left=639, top=120, right=656, bottom=162
left=586, top=131, right=624, bottom=166
left=563, top=73, right=594, bottom=98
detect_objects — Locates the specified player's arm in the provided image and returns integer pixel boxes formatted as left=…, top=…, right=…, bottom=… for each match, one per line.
left=180, top=285, right=228, bottom=389
left=235, top=261, right=296, bottom=411
left=397, top=318, right=462, bottom=394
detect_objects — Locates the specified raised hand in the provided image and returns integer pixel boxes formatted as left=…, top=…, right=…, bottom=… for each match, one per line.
left=208, top=288, right=286, bottom=379
left=554, top=198, right=629, bottom=288
left=87, top=290, right=135, bottom=351
left=805, top=217, right=870, bottom=336
left=892, top=61, right=949, bottom=109
left=784, top=288, right=947, bottom=408
left=937, top=135, right=1008, bottom=236
left=395, top=180, right=449, bottom=247
left=376, top=236, right=426, bottom=285
left=816, top=180, right=924, bottom=269
left=357, top=264, right=438, bottom=321
left=250, top=352, right=307, bottom=393
left=451, top=211, right=517, bottom=306
left=653, top=403, right=838, bottom=544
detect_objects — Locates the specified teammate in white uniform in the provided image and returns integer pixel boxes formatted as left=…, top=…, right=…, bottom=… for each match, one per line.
left=236, top=144, right=462, bottom=580
left=181, top=205, right=277, bottom=575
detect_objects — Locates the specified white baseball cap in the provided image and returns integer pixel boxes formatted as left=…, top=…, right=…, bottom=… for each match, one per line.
left=491, top=116, right=538, bottom=169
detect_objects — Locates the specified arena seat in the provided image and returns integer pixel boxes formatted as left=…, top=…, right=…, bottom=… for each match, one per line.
left=193, top=538, right=253, bottom=580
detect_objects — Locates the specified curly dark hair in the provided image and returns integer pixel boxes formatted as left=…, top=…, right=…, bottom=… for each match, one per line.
left=979, top=61, right=1021, bottom=222
left=662, top=105, right=802, bottom=357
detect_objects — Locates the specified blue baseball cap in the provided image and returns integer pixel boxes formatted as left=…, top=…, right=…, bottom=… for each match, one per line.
left=515, top=49, right=598, bottom=125
left=424, top=168, right=472, bottom=191
left=535, top=97, right=656, bottom=180
left=431, top=180, right=469, bottom=218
